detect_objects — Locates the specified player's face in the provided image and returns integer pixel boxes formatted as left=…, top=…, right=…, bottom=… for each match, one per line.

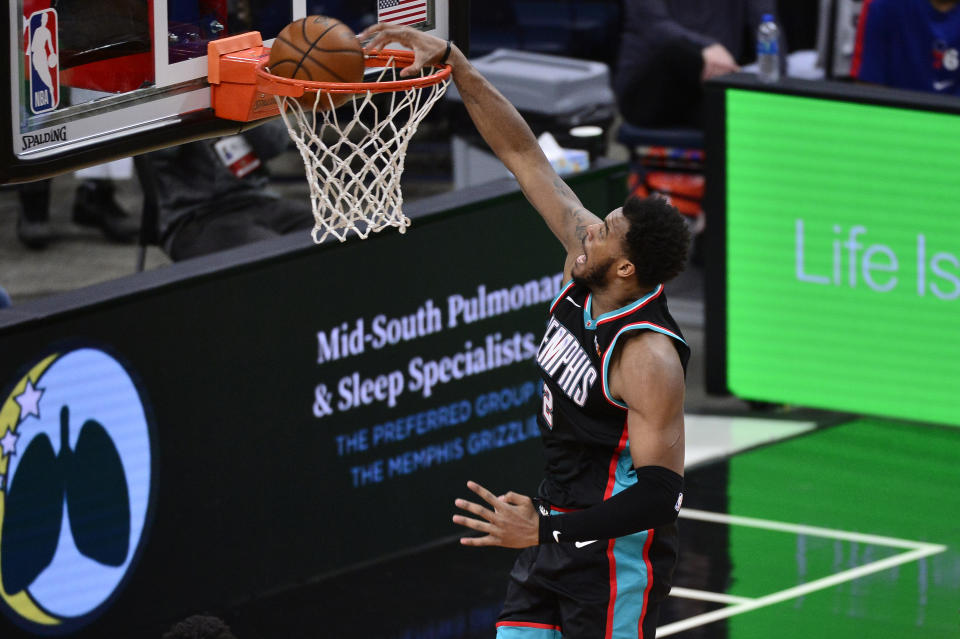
left=572, top=209, right=629, bottom=288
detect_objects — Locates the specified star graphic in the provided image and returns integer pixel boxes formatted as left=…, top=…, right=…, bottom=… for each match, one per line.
left=0, top=429, right=19, bottom=458
left=15, top=379, right=44, bottom=421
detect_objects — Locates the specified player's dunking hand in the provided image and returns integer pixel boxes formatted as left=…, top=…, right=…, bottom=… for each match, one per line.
left=357, top=23, right=457, bottom=77
left=453, top=480, right=539, bottom=548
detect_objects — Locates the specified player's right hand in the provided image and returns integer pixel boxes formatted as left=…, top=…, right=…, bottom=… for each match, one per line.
left=453, top=481, right=540, bottom=549
left=357, top=23, right=453, bottom=77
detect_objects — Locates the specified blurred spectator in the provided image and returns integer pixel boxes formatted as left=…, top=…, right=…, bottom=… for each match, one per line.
left=148, top=119, right=313, bottom=261
left=0, top=285, right=11, bottom=309
left=613, top=0, right=779, bottom=128
left=73, top=158, right=141, bottom=242
left=15, top=171, right=139, bottom=250
left=15, top=179, right=54, bottom=249
left=779, top=1, right=820, bottom=52
left=852, top=0, right=960, bottom=95
left=161, top=614, right=237, bottom=639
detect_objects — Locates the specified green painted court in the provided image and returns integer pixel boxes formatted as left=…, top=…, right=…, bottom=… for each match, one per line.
left=659, top=417, right=960, bottom=638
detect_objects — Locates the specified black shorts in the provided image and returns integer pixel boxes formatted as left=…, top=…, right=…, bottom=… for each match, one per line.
left=496, top=525, right=677, bottom=639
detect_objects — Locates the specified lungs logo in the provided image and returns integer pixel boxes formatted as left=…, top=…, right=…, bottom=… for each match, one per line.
left=0, top=348, right=153, bottom=634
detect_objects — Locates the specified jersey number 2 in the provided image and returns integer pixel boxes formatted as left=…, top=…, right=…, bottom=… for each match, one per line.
left=542, top=385, right=554, bottom=429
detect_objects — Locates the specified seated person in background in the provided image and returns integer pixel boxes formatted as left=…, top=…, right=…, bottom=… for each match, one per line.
left=72, top=159, right=141, bottom=242
left=614, top=0, right=778, bottom=128
left=852, top=0, right=960, bottom=96
left=16, top=172, right=139, bottom=250
left=149, top=119, right=313, bottom=261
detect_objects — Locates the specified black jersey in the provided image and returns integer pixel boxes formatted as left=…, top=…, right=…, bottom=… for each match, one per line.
left=498, top=281, right=689, bottom=636
left=534, top=280, right=690, bottom=509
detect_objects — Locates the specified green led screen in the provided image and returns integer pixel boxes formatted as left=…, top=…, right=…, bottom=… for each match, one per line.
left=725, top=89, right=960, bottom=426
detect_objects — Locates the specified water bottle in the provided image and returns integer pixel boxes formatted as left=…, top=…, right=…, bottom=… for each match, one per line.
left=757, top=14, right=780, bottom=83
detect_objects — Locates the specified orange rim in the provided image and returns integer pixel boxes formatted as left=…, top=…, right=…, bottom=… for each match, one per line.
left=255, top=48, right=451, bottom=98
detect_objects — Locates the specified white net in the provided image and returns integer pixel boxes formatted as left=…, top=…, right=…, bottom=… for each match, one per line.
left=273, top=62, right=450, bottom=244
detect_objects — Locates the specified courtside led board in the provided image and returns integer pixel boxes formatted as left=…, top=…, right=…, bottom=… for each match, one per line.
left=706, top=78, right=960, bottom=427
left=0, top=165, right=625, bottom=637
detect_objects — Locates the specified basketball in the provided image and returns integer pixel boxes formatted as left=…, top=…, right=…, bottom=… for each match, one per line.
left=267, top=15, right=365, bottom=110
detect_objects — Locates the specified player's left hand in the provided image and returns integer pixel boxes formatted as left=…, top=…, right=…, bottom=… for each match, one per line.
left=453, top=480, right=539, bottom=548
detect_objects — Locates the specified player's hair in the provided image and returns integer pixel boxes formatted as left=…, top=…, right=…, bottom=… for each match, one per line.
left=161, top=615, right=238, bottom=639
left=621, top=195, right=691, bottom=286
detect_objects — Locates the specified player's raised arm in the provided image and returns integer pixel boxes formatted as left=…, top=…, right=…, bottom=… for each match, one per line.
left=359, top=24, right=602, bottom=258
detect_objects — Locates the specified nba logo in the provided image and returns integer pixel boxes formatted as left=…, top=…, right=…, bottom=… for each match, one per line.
left=27, top=9, right=59, bottom=114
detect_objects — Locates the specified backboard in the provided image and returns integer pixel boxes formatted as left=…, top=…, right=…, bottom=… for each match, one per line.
left=1, top=0, right=469, bottom=185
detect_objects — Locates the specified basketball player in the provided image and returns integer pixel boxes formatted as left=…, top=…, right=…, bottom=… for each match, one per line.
left=361, top=24, right=690, bottom=639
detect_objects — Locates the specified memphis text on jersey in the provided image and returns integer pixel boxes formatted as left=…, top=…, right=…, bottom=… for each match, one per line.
left=536, top=317, right=598, bottom=407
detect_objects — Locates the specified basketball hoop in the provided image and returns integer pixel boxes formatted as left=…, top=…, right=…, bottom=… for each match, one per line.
left=260, top=51, right=450, bottom=243
left=208, top=34, right=451, bottom=244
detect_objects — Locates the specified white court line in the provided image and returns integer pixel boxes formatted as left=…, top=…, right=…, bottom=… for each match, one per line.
left=680, top=508, right=942, bottom=551
left=657, top=510, right=948, bottom=637
left=669, top=587, right=753, bottom=605
left=658, top=546, right=945, bottom=636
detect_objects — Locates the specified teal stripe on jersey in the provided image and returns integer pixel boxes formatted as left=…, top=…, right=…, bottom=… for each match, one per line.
left=583, top=295, right=599, bottom=331
left=496, top=622, right=562, bottom=638
left=608, top=446, right=652, bottom=638
left=582, top=285, right=664, bottom=331
left=601, top=323, right=687, bottom=409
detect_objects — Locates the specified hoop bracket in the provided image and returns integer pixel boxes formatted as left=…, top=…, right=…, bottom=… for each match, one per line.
left=209, top=33, right=452, bottom=123
left=208, top=32, right=283, bottom=122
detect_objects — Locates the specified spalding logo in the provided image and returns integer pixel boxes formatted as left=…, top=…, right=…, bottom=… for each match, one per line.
left=0, top=348, right=154, bottom=634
